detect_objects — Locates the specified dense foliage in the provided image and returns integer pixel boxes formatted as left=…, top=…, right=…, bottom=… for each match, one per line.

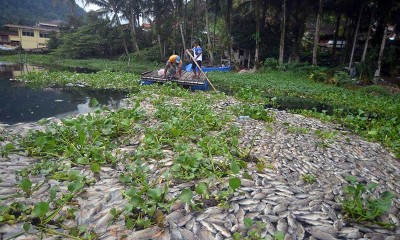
left=0, top=0, right=85, bottom=26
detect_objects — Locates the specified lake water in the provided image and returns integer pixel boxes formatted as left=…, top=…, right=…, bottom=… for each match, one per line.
left=0, top=63, right=128, bottom=125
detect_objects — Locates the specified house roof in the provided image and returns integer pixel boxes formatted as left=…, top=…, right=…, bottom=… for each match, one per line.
left=4, top=24, right=58, bottom=32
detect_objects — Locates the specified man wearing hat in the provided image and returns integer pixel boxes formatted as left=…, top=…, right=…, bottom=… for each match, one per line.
left=163, top=55, right=182, bottom=79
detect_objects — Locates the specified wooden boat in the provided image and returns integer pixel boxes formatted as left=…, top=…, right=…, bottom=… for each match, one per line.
left=140, top=70, right=209, bottom=91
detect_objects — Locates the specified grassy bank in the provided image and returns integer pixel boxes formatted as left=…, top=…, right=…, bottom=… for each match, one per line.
left=1, top=54, right=399, bottom=157
left=0, top=54, right=160, bottom=74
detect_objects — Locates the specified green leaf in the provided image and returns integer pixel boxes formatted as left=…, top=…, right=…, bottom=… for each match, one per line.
left=67, top=182, right=83, bottom=193
left=49, top=186, right=59, bottom=201
left=233, top=232, right=242, bottom=240
left=126, top=218, right=134, bottom=229
left=76, top=157, right=89, bottom=165
left=37, top=118, right=49, bottom=125
left=229, top=177, right=241, bottom=191
left=23, top=222, right=30, bottom=232
left=89, top=98, right=99, bottom=107
left=148, top=188, right=163, bottom=200
left=131, top=196, right=144, bottom=207
left=179, top=189, right=193, bottom=203
left=368, top=130, right=377, bottom=136
left=381, top=191, right=395, bottom=201
left=33, top=202, right=50, bottom=218
left=244, top=217, right=253, bottom=228
left=195, top=182, right=207, bottom=195
left=61, top=118, right=75, bottom=126
left=19, top=178, right=32, bottom=194
left=110, top=208, right=117, bottom=216
left=274, top=231, right=285, bottom=240
left=4, top=143, right=15, bottom=151
left=346, top=175, right=357, bottom=183
left=366, top=182, right=378, bottom=190
left=230, top=160, right=240, bottom=174
left=90, top=162, right=101, bottom=173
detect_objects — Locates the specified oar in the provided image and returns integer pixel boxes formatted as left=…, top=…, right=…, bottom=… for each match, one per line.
left=185, top=49, right=217, bottom=91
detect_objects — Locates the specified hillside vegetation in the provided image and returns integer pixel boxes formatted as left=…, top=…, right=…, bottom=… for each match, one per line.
left=0, top=0, right=85, bottom=26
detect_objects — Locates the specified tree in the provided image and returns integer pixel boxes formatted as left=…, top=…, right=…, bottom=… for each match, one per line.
left=374, top=25, right=387, bottom=79
left=205, top=0, right=214, bottom=65
left=278, top=0, right=286, bottom=64
left=348, top=4, right=363, bottom=70
left=312, top=0, right=323, bottom=66
left=84, top=0, right=130, bottom=55
left=121, top=0, right=145, bottom=52
left=254, top=0, right=261, bottom=69
left=52, top=14, right=121, bottom=58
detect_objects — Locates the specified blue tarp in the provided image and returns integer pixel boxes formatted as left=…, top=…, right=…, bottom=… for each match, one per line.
left=185, top=63, right=231, bottom=72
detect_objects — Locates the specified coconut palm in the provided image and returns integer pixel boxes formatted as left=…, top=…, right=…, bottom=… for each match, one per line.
left=84, top=0, right=130, bottom=55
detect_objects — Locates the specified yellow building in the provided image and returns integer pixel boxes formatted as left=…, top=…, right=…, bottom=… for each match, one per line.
left=2, top=22, right=59, bottom=50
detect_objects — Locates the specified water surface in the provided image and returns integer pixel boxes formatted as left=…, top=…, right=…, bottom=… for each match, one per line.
left=0, top=63, right=127, bottom=125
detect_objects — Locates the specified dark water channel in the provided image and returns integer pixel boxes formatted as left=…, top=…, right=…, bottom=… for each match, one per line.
left=0, top=63, right=128, bottom=125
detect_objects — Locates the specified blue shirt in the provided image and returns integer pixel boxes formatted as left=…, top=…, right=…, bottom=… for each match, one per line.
left=192, top=46, right=202, bottom=61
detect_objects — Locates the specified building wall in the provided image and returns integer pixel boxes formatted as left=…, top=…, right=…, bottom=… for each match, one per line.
left=8, top=28, right=50, bottom=49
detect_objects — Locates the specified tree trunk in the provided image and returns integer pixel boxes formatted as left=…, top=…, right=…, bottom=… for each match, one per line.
left=130, top=11, right=140, bottom=52
left=191, top=0, right=196, bottom=46
left=361, top=11, right=374, bottom=62
left=225, top=0, right=233, bottom=61
left=332, top=10, right=341, bottom=54
left=254, top=0, right=260, bottom=69
left=205, top=0, right=214, bottom=65
left=289, top=4, right=308, bottom=63
left=212, top=1, right=217, bottom=61
left=157, top=34, right=163, bottom=57
left=374, top=25, right=387, bottom=79
left=179, top=23, right=187, bottom=54
left=111, top=4, right=129, bottom=56
left=312, top=0, right=323, bottom=66
left=348, top=5, right=363, bottom=70
left=278, top=0, right=286, bottom=64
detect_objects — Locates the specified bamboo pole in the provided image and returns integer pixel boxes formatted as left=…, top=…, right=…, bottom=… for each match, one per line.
left=186, top=49, right=217, bottom=91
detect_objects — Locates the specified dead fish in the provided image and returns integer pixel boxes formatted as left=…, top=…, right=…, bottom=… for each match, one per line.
left=277, top=219, right=288, bottom=233
left=193, top=222, right=201, bottom=235
left=238, top=198, right=260, bottom=205
left=165, top=211, right=183, bottom=222
left=200, top=221, right=217, bottom=233
left=296, top=223, right=305, bottom=239
left=272, top=203, right=288, bottom=214
left=212, top=223, right=232, bottom=238
left=179, top=228, right=197, bottom=240
left=198, top=228, right=216, bottom=240
left=177, top=214, right=192, bottom=227
left=171, top=228, right=183, bottom=240
left=204, top=207, right=223, bottom=215
left=196, top=213, right=209, bottom=221
left=95, top=212, right=114, bottom=231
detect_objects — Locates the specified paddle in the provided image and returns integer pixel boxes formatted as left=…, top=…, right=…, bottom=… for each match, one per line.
left=185, top=49, right=217, bottom=91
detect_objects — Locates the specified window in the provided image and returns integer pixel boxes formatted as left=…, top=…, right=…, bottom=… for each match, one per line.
left=39, top=32, right=49, bottom=38
left=22, top=30, right=34, bottom=37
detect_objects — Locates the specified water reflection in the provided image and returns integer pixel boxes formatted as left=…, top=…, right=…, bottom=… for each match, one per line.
left=0, top=62, right=128, bottom=125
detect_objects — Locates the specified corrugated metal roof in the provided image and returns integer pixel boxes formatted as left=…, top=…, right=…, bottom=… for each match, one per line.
left=4, top=24, right=58, bottom=32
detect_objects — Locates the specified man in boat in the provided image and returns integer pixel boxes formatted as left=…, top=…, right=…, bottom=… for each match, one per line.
left=163, top=55, right=182, bottom=79
left=190, top=40, right=202, bottom=78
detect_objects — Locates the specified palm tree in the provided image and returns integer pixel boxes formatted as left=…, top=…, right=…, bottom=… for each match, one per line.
left=121, top=0, right=146, bottom=52
left=84, top=0, right=130, bottom=55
